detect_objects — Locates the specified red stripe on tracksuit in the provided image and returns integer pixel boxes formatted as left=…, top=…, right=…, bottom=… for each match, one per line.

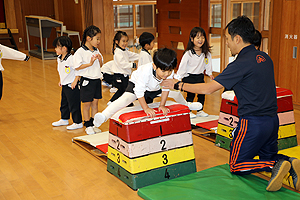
left=230, top=119, right=247, bottom=169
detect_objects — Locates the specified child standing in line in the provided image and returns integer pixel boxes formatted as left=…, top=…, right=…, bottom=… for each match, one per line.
left=52, top=36, right=83, bottom=130
left=94, top=48, right=178, bottom=128
left=73, top=25, right=103, bottom=135
left=0, top=44, right=29, bottom=100
left=138, top=32, right=155, bottom=67
left=175, top=27, right=214, bottom=118
left=109, top=31, right=139, bottom=104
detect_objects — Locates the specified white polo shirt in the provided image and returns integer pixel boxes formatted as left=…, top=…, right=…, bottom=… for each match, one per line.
left=73, top=45, right=103, bottom=79
left=101, top=60, right=114, bottom=75
left=112, top=46, right=139, bottom=76
left=175, top=49, right=212, bottom=80
left=138, top=48, right=152, bottom=67
left=0, top=44, right=29, bottom=71
left=57, top=53, right=76, bottom=85
left=130, top=62, right=173, bottom=98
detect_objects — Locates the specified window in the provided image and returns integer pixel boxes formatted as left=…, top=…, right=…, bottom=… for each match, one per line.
left=114, top=5, right=133, bottom=28
left=211, top=4, right=222, bottom=28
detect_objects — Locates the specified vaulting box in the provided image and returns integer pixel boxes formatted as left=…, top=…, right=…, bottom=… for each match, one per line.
left=109, top=104, right=191, bottom=143
left=219, top=98, right=239, bottom=117
left=215, top=87, right=297, bottom=150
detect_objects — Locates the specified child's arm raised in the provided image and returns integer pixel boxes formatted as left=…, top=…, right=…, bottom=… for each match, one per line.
left=127, top=50, right=139, bottom=62
left=115, top=50, right=135, bottom=69
left=96, top=53, right=103, bottom=67
left=75, top=55, right=97, bottom=70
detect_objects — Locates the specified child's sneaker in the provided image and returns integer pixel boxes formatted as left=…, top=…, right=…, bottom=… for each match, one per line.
left=189, top=112, right=197, bottom=119
left=85, top=126, right=95, bottom=135
left=94, top=113, right=106, bottom=127
left=187, top=102, right=203, bottom=111
left=197, top=111, right=209, bottom=117
left=110, top=87, right=118, bottom=93
left=52, top=119, right=69, bottom=126
left=67, top=122, right=83, bottom=130
left=93, top=126, right=102, bottom=133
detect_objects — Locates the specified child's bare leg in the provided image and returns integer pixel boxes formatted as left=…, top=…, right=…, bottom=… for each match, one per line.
left=91, top=99, right=99, bottom=118
left=82, top=102, right=92, bottom=124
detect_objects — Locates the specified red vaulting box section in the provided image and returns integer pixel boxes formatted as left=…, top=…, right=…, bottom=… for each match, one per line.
left=109, top=103, right=191, bottom=143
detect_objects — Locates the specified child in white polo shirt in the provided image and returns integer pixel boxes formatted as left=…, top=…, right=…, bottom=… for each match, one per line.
left=138, top=32, right=155, bottom=67
left=109, top=31, right=139, bottom=104
left=73, top=25, right=103, bottom=135
left=52, top=36, right=83, bottom=130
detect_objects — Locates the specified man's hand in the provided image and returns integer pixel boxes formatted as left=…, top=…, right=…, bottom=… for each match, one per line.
left=161, top=79, right=178, bottom=89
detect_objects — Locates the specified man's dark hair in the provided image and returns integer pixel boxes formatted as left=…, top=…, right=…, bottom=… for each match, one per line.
left=225, top=15, right=255, bottom=44
left=139, top=32, right=155, bottom=48
left=52, top=36, right=72, bottom=53
left=153, top=48, right=177, bottom=71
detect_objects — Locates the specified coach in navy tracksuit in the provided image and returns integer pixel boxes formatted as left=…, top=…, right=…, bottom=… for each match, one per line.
left=161, top=16, right=300, bottom=192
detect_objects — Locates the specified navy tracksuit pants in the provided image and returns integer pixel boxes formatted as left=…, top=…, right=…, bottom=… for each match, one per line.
left=229, top=115, right=290, bottom=175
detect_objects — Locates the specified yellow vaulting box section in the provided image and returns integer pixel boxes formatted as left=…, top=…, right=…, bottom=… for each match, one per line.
left=107, top=145, right=195, bottom=174
left=217, top=123, right=296, bottom=140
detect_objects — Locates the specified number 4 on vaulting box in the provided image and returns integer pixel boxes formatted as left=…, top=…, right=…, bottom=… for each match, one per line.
left=106, top=102, right=197, bottom=190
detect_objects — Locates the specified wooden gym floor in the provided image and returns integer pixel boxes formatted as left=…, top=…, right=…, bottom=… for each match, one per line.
left=0, top=52, right=299, bottom=199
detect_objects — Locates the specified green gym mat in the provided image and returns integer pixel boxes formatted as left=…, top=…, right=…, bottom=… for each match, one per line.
left=138, top=164, right=300, bottom=200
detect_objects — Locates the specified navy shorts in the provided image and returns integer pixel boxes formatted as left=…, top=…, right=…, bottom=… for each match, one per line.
left=79, top=77, right=102, bottom=102
left=126, top=81, right=162, bottom=104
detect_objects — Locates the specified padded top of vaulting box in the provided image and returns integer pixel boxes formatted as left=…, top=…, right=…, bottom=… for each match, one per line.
left=137, top=164, right=300, bottom=200
left=276, top=87, right=293, bottom=98
left=221, top=87, right=293, bottom=103
left=111, top=101, right=189, bottom=124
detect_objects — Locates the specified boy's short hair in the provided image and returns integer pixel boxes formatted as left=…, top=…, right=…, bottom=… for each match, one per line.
left=153, top=48, right=177, bottom=71
left=52, top=36, right=72, bottom=53
left=226, top=15, right=255, bottom=44
left=139, top=32, right=155, bottom=48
